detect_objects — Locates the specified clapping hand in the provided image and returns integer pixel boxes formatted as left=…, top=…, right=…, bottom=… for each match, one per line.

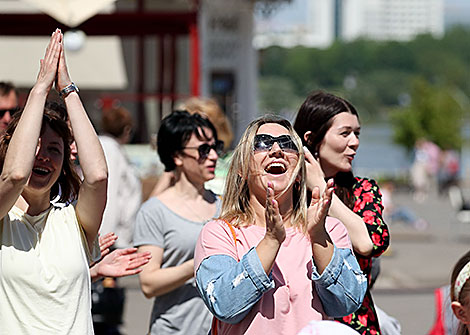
left=96, top=248, right=152, bottom=278
left=92, top=232, right=152, bottom=280
left=99, top=232, right=118, bottom=258
left=264, top=182, right=286, bottom=244
left=307, top=178, right=334, bottom=238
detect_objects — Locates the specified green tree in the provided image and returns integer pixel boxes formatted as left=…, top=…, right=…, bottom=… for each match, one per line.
left=391, top=78, right=465, bottom=151
left=258, top=76, right=303, bottom=114
left=258, top=26, right=470, bottom=119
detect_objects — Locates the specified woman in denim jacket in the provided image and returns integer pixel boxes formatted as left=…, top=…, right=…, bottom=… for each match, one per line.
left=194, top=116, right=367, bottom=335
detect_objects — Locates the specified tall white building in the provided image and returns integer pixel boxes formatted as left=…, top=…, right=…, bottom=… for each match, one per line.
left=254, top=0, right=445, bottom=48
left=342, top=0, right=445, bottom=41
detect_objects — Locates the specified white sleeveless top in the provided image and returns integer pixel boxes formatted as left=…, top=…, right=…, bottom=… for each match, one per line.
left=0, top=204, right=100, bottom=335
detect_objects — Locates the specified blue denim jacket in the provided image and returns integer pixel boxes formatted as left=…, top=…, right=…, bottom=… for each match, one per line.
left=196, top=245, right=366, bottom=325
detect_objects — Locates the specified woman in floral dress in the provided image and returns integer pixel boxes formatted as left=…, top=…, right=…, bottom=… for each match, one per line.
left=294, top=91, right=390, bottom=335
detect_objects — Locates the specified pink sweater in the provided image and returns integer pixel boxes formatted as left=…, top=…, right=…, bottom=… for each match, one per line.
left=194, top=217, right=352, bottom=335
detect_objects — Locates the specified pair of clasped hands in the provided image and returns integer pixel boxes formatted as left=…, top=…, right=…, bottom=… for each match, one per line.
left=35, top=29, right=73, bottom=97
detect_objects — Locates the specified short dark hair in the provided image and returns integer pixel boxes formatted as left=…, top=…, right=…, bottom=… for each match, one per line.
left=0, top=100, right=81, bottom=203
left=157, top=110, right=218, bottom=172
left=0, top=82, right=17, bottom=98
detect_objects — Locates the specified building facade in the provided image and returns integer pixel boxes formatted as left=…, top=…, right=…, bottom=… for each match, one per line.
left=254, top=0, right=445, bottom=49
left=0, top=0, right=259, bottom=143
left=342, top=0, right=444, bottom=41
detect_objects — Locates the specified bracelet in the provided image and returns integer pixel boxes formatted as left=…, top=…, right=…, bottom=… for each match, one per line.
left=59, top=82, right=79, bottom=98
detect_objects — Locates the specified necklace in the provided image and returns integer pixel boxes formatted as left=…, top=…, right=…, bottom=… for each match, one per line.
left=180, top=199, right=215, bottom=223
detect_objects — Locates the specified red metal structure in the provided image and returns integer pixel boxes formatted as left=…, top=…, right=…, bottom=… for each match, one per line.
left=0, top=0, right=201, bottom=141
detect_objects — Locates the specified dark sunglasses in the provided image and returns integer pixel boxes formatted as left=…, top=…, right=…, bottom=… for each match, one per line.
left=183, top=140, right=224, bottom=160
left=0, top=106, right=20, bottom=118
left=253, top=134, right=298, bottom=153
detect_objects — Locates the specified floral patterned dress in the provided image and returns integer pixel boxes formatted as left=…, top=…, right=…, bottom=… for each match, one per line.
left=336, top=177, right=390, bottom=335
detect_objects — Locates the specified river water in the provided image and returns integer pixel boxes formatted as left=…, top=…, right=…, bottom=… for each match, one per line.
left=353, top=123, right=411, bottom=179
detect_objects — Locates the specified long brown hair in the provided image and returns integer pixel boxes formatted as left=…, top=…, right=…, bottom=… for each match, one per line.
left=0, top=101, right=81, bottom=203
left=294, top=91, right=359, bottom=209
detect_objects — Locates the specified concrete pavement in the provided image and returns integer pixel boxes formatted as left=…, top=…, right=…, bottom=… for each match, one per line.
left=373, top=188, right=470, bottom=334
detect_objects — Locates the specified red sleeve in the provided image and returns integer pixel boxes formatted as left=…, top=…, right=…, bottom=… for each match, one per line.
left=352, top=177, right=390, bottom=257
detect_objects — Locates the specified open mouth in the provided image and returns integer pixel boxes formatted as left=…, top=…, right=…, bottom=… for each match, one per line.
left=265, top=162, right=287, bottom=175
left=32, top=167, right=51, bottom=176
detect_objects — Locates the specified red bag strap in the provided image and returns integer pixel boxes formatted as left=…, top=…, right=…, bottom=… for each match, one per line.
left=428, top=287, right=445, bottom=335
left=211, top=317, right=218, bottom=335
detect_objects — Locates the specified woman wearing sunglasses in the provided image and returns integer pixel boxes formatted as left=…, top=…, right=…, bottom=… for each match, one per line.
left=194, top=115, right=367, bottom=335
left=0, top=81, right=19, bottom=133
left=0, top=30, right=107, bottom=333
left=133, top=110, right=224, bottom=335
left=293, top=91, right=390, bottom=334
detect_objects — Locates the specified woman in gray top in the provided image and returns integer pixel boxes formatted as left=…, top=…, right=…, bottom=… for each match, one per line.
left=134, top=111, right=224, bottom=335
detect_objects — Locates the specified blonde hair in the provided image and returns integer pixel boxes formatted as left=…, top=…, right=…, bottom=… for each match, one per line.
left=220, top=115, right=308, bottom=231
left=177, top=97, right=233, bottom=150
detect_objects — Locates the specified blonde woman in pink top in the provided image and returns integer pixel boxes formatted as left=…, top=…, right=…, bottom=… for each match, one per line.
left=194, top=116, right=367, bottom=335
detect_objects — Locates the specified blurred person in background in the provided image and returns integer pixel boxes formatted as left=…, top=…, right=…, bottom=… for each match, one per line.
left=381, top=180, right=428, bottom=231
left=133, top=111, right=223, bottom=335
left=294, top=91, right=390, bottom=335
left=99, top=106, right=141, bottom=249
left=91, top=106, right=142, bottom=334
left=179, top=97, right=233, bottom=151
left=0, top=81, right=19, bottom=133
left=150, top=97, right=232, bottom=196
left=411, top=138, right=441, bottom=202
left=437, top=149, right=460, bottom=196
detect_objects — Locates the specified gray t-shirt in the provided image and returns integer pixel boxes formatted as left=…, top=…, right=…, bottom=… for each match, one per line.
left=133, top=194, right=222, bottom=335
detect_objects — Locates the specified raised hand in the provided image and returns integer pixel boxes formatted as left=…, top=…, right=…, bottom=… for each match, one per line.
left=56, top=32, right=73, bottom=92
left=264, top=182, right=286, bottom=244
left=307, top=178, right=334, bottom=238
left=99, top=232, right=118, bottom=258
left=35, top=29, right=61, bottom=94
left=95, top=248, right=152, bottom=278
left=304, top=146, right=326, bottom=193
